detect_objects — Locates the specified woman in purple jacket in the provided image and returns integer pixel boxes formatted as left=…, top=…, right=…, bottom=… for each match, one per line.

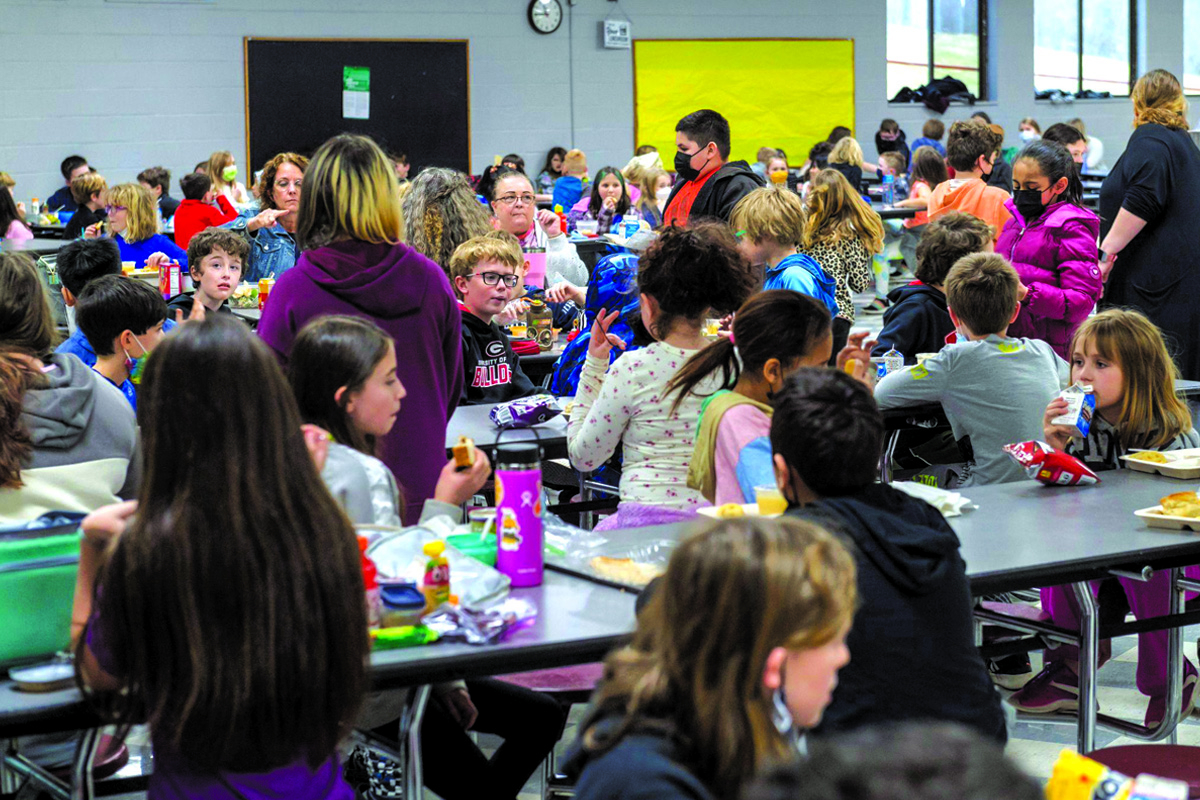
left=998, top=140, right=1102, bottom=358
left=258, top=135, right=463, bottom=524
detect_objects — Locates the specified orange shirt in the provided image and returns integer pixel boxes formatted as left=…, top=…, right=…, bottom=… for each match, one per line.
left=927, top=177, right=1012, bottom=242
left=663, top=167, right=718, bottom=227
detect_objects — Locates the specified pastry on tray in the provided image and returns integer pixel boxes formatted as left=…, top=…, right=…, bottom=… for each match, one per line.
left=1160, top=491, right=1200, bottom=519
left=589, top=556, right=663, bottom=586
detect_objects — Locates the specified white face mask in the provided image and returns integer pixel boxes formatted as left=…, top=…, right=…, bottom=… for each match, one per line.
left=655, top=186, right=671, bottom=207
left=1019, top=129, right=1039, bottom=142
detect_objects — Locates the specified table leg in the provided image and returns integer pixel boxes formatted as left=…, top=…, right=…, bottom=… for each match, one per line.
left=1072, top=581, right=1099, bottom=754
left=402, top=685, right=431, bottom=800
left=70, top=727, right=100, bottom=800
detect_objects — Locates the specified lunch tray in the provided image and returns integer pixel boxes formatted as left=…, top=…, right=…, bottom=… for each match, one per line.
left=1121, top=448, right=1200, bottom=480
left=696, top=503, right=781, bottom=519
left=1135, top=506, right=1200, bottom=533
left=554, top=538, right=678, bottom=591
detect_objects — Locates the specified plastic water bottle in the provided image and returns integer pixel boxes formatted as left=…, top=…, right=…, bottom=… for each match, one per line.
left=495, top=443, right=544, bottom=587
left=882, top=174, right=895, bottom=208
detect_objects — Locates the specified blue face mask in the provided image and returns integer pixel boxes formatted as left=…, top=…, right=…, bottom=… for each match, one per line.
left=123, top=336, right=149, bottom=385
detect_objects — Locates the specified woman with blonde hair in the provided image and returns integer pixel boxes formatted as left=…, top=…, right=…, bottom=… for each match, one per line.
left=206, top=150, right=250, bottom=204
left=798, top=169, right=884, bottom=355
left=569, top=517, right=857, bottom=800
left=1098, top=69, right=1200, bottom=379
left=257, top=134, right=462, bottom=525
left=401, top=167, right=492, bottom=273
left=89, top=183, right=186, bottom=269
left=826, top=137, right=866, bottom=195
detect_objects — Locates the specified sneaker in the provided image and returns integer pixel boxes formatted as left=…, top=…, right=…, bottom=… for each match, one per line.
left=344, top=744, right=403, bottom=800
left=987, top=653, right=1034, bottom=690
left=862, top=298, right=889, bottom=315
left=1007, top=662, right=1082, bottom=714
left=1145, top=658, right=1199, bottom=728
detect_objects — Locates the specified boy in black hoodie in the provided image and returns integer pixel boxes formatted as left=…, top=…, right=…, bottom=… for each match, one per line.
left=770, top=368, right=1006, bottom=742
left=449, top=231, right=537, bottom=406
left=872, top=211, right=992, bottom=364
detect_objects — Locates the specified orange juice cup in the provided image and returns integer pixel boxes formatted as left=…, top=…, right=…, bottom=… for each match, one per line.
left=754, top=485, right=788, bottom=516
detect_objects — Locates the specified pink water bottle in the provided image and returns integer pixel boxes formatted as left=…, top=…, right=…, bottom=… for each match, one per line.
left=495, top=442, right=543, bottom=587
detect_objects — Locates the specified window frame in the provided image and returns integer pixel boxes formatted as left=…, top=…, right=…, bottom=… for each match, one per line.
left=1034, top=0, right=1138, bottom=97
left=888, top=0, right=989, bottom=101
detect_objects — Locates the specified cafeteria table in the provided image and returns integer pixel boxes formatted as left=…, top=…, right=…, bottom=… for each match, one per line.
left=4, top=238, right=65, bottom=256
left=545, top=469, right=1200, bottom=753
left=0, top=569, right=637, bottom=799
left=447, top=401, right=569, bottom=461
left=872, top=204, right=918, bottom=221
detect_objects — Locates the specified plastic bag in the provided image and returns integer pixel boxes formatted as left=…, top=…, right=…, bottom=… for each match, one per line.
left=490, top=394, right=563, bottom=429
left=367, top=527, right=511, bottom=610
left=423, top=597, right=538, bottom=645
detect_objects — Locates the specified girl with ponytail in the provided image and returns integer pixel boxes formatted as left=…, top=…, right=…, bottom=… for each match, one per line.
left=664, top=290, right=834, bottom=505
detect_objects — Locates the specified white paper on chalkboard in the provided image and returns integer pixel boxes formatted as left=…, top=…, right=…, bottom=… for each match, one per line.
left=342, top=65, right=371, bottom=120
left=343, top=90, right=370, bottom=119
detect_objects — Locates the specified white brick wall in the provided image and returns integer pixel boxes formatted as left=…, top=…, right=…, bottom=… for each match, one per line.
left=0, top=0, right=1187, bottom=203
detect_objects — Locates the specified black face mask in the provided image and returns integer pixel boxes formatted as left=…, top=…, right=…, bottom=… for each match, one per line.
left=675, top=148, right=710, bottom=182
left=1013, top=188, right=1048, bottom=220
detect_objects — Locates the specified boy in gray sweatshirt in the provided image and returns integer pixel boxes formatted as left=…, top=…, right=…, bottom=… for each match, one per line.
left=874, top=253, right=1068, bottom=487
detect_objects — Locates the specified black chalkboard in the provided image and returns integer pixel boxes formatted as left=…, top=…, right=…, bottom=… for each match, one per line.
left=244, top=38, right=470, bottom=175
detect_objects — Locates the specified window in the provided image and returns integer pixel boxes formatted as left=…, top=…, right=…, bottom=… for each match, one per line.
left=1186, top=0, right=1200, bottom=94
left=887, top=0, right=986, bottom=100
left=1034, top=0, right=1134, bottom=96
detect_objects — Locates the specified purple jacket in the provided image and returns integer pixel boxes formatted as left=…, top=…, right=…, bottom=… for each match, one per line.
left=998, top=199, right=1102, bottom=358
left=258, top=240, right=463, bottom=525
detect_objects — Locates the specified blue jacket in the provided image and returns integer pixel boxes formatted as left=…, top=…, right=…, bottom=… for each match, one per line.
left=56, top=318, right=179, bottom=367
left=550, top=253, right=642, bottom=397
left=552, top=176, right=585, bottom=211
left=46, top=186, right=78, bottom=213
left=115, top=233, right=187, bottom=269
left=222, top=211, right=300, bottom=282
left=764, top=254, right=838, bottom=317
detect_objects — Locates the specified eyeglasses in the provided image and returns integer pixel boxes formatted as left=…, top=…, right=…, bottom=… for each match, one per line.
left=472, top=272, right=520, bottom=287
left=274, top=179, right=302, bottom=190
left=494, top=193, right=536, bottom=207
left=104, top=205, right=126, bottom=214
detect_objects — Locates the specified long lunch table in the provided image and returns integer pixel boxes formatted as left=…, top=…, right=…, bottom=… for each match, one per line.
left=545, top=469, right=1200, bottom=754
left=0, top=569, right=637, bottom=799
left=447, top=402, right=569, bottom=461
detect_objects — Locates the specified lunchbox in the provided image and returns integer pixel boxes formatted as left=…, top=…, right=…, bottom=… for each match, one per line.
left=0, top=513, right=84, bottom=666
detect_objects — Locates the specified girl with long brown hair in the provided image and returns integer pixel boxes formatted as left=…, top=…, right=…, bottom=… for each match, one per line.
left=569, top=517, right=857, bottom=800
left=73, top=315, right=367, bottom=797
left=663, top=290, right=833, bottom=505
left=1020, top=309, right=1200, bottom=726
left=0, top=252, right=139, bottom=523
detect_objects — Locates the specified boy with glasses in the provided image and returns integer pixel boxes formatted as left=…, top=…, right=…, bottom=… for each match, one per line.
left=449, top=231, right=538, bottom=405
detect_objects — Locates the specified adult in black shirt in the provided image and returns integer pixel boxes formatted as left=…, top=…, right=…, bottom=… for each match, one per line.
left=1099, top=70, right=1200, bottom=379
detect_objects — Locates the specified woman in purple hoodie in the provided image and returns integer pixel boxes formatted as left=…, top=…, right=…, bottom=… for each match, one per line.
left=258, top=135, right=463, bottom=524
left=998, top=140, right=1102, bottom=358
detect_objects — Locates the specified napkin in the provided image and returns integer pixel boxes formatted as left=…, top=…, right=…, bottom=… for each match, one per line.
left=890, top=480, right=975, bottom=518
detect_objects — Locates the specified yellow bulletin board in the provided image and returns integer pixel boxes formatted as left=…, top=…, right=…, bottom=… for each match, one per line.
left=633, top=39, right=856, bottom=168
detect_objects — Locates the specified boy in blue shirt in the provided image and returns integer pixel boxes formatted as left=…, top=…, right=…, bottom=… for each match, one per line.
left=56, top=238, right=178, bottom=366
left=730, top=187, right=838, bottom=318
left=74, top=275, right=169, bottom=411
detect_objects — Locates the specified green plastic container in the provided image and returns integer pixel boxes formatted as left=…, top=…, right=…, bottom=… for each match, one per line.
left=0, top=523, right=81, bottom=666
left=446, top=532, right=497, bottom=566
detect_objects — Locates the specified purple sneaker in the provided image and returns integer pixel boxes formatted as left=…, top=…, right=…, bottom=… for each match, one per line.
left=1007, top=662, right=1081, bottom=714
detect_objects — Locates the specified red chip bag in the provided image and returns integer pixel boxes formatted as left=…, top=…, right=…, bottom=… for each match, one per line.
left=1003, top=441, right=1100, bottom=486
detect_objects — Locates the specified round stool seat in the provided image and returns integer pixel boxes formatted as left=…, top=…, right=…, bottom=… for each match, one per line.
left=1085, top=744, right=1200, bottom=798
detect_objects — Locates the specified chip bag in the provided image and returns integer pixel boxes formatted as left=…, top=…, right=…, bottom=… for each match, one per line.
left=489, top=394, right=563, bottom=429
left=1003, top=440, right=1099, bottom=486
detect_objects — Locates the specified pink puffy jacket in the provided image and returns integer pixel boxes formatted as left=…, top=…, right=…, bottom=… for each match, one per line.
left=997, top=198, right=1102, bottom=359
